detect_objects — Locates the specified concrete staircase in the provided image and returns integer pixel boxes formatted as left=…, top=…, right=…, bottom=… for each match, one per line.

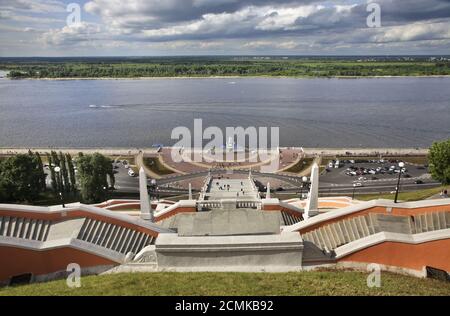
left=302, top=211, right=450, bottom=255
left=0, top=215, right=156, bottom=259
left=76, top=218, right=155, bottom=255
left=280, top=212, right=302, bottom=226
left=412, top=212, right=450, bottom=234
left=0, top=216, right=51, bottom=241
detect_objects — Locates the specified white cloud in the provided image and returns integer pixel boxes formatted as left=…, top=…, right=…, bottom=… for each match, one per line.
left=256, top=5, right=322, bottom=31
left=41, top=22, right=103, bottom=45
left=0, top=0, right=65, bottom=13
left=2, top=0, right=450, bottom=55
left=372, top=21, right=450, bottom=43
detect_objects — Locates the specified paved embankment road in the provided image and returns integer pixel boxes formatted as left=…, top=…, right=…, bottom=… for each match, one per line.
left=0, top=147, right=429, bottom=156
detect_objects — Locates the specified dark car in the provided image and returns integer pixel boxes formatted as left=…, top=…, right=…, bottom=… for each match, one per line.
left=415, top=180, right=424, bottom=184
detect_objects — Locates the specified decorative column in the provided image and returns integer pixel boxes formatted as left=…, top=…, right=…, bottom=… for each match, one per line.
left=139, top=167, right=152, bottom=221
left=304, top=163, right=319, bottom=220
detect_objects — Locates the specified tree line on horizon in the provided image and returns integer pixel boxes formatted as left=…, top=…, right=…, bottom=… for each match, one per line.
left=3, top=59, right=450, bottom=78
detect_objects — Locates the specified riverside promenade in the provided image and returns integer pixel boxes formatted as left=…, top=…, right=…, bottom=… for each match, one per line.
left=0, top=147, right=429, bottom=156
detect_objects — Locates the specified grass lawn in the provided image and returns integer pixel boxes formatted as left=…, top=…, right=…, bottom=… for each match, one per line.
left=1, top=271, right=449, bottom=296
left=285, top=158, right=313, bottom=174
left=385, top=156, right=428, bottom=165
left=336, top=156, right=428, bottom=165
left=144, top=157, right=175, bottom=176
left=357, top=186, right=449, bottom=202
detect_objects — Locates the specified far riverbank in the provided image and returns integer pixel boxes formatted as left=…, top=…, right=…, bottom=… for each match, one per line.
left=5, top=75, right=450, bottom=80
left=0, top=147, right=429, bottom=157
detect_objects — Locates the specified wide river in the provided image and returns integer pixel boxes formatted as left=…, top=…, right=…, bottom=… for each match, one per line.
left=0, top=76, right=449, bottom=148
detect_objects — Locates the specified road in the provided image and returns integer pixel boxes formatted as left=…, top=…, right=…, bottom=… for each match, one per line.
left=48, top=161, right=440, bottom=197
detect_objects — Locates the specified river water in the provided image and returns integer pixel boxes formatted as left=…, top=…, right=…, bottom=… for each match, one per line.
left=0, top=77, right=448, bottom=148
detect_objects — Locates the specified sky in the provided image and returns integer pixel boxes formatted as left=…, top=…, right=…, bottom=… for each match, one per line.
left=0, top=0, right=450, bottom=56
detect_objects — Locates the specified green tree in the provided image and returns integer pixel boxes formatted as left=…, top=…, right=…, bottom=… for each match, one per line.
left=34, top=152, right=46, bottom=191
left=66, top=153, right=77, bottom=194
left=428, top=139, right=450, bottom=185
left=47, top=155, right=58, bottom=193
left=59, top=151, right=70, bottom=193
left=0, top=154, right=44, bottom=202
left=77, top=153, right=114, bottom=203
left=50, top=151, right=63, bottom=193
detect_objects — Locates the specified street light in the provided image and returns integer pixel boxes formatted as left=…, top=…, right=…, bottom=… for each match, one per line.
left=300, top=176, right=308, bottom=200
left=54, top=166, right=65, bottom=208
left=352, top=183, right=357, bottom=200
left=148, top=179, right=157, bottom=201
left=394, top=161, right=405, bottom=203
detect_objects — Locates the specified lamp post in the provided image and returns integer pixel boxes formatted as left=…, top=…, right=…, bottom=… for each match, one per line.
left=394, top=161, right=405, bottom=203
left=300, top=176, right=308, bottom=200
left=352, top=183, right=357, bottom=200
left=54, top=166, right=65, bottom=208
left=148, top=179, right=157, bottom=201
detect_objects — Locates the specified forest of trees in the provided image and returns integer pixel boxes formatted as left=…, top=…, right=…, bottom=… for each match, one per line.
left=0, top=151, right=115, bottom=204
left=2, top=57, right=450, bottom=78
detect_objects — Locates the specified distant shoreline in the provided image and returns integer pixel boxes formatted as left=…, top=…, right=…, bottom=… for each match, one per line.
left=5, top=75, right=450, bottom=80
left=0, top=147, right=429, bottom=157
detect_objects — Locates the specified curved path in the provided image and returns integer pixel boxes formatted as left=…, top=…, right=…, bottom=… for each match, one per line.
left=156, top=169, right=304, bottom=187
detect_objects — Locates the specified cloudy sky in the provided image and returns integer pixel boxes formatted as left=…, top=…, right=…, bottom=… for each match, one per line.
left=1, top=0, right=449, bottom=56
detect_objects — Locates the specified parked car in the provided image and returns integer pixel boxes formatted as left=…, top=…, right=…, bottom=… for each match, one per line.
left=415, top=180, right=424, bottom=184
left=128, top=169, right=136, bottom=177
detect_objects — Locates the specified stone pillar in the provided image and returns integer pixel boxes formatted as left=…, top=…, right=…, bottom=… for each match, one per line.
left=188, top=183, right=193, bottom=200
left=139, top=167, right=152, bottom=221
left=266, top=182, right=271, bottom=199
left=304, top=163, right=319, bottom=220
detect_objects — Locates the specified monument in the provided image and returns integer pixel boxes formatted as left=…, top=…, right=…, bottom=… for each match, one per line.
left=304, top=163, right=319, bottom=219
left=139, top=167, right=153, bottom=221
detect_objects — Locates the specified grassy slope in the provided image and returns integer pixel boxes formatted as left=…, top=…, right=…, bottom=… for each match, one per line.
left=285, top=158, right=314, bottom=174
left=357, top=186, right=449, bottom=202
left=1, top=271, right=449, bottom=296
left=143, top=157, right=174, bottom=176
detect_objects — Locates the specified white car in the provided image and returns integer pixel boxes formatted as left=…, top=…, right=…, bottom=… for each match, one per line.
left=354, top=182, right=364, bottom=187
left=128, top=169, right=136, bottom=177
